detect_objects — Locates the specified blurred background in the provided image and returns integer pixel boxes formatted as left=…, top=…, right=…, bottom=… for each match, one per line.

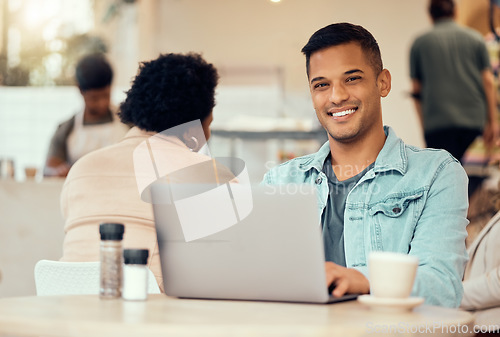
left=1, top=0, right=499, bottom=181
left=1, top=0, right=499, bottom=297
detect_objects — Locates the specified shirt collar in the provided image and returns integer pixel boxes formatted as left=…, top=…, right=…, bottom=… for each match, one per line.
left=434, top=18, right=455, bottom=26
left=373, top=126, right=407, bottom=175
left=123, top=126, right=192, bottom=151
left=299, top=126, right=407, bottom=175
left=298, top=141, right=331, bottom=172
left=124, top=126, right=157, bottom=139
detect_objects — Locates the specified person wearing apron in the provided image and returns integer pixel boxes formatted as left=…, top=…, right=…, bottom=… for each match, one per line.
left=44, top=54, right=129, bottom=177
left=66, top=110, right=129, bottom=166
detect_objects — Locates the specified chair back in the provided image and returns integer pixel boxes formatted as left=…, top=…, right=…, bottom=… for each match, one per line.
left=34, top=260, right=161, bottom=296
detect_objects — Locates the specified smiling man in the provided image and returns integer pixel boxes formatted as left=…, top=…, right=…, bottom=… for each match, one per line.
left=263, top=23, right=469, bottom=307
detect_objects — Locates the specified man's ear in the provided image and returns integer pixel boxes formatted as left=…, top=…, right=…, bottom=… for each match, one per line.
left=378, top=69, right=391, bottom=98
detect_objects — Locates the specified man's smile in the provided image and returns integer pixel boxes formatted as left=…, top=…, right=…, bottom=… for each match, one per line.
left=327, top=107, right=358, bottom=118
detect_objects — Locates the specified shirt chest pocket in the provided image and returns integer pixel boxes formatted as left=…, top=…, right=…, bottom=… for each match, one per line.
left=367, top=190, right=425, bottom=251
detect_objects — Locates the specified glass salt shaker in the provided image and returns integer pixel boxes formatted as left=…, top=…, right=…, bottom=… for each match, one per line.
left=122, top=249, right=149, bottom=301
left=99, top=223, right=125, bottom=299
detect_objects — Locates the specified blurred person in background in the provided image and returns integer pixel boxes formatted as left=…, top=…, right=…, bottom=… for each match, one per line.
left=409, top=0, right=499, bottom=169
left=43, top=53, right=129, bottom=177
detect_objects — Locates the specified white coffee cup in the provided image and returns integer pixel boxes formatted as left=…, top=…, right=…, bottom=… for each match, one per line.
left=368, top=251, right=418, bottom=299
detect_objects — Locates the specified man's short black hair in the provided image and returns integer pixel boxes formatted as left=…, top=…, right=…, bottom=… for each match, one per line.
left=301, top=22, right=383, bottom=77
left=75, top=53, right=113, bottom=91
left=429, top=0, right=455, bottom=21
left=119, top=53, right=219, bottom=133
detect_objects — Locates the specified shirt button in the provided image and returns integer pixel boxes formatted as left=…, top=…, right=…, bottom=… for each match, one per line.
left=315, top=177, right=322, bottom=184
left=392, top=207, right=402, bottom=214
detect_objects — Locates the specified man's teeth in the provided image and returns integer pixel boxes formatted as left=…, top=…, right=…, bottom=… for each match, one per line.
left=331, top=108, right=356, bottom=117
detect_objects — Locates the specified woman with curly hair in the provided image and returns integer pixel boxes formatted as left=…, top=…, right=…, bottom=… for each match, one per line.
left=60, top=53, right=234, bottom=291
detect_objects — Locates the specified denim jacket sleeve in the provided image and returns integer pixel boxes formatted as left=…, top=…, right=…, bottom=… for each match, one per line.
left=400, top=158, right=468, bottom=307
left=341, top=154, right=468, bottom=308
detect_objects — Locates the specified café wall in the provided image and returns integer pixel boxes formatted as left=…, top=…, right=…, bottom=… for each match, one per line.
left=108, top=0, right=432, bottom=148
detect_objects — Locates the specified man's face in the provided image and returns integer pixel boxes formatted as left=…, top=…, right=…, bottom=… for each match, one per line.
left=81, top=85, right=111, bottom=119
left=308, top=42, right=390, bottom=144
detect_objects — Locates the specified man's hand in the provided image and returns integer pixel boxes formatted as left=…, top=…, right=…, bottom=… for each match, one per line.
left=325, top=261, right=370, bottom=297
left=44, top=157, right=71, bottom=177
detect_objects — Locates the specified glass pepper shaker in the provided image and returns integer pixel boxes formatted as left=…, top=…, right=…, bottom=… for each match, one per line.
left=99, top=223, right=125, bottom=299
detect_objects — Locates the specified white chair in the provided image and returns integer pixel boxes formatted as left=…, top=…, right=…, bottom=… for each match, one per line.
left=34, top=260, right=161, bottom=296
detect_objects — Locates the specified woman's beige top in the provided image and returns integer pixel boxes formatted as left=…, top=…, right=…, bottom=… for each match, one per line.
left=60, top=127, right=234, bottom=291
left=461, top=211, right=500, bottom=327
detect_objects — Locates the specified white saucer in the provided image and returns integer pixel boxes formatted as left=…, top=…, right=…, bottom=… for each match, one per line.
left=358, top=295, right=424, bottom=311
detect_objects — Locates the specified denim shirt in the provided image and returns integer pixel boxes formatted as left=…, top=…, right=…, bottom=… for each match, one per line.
left=263, top=126, right=469, bottom=307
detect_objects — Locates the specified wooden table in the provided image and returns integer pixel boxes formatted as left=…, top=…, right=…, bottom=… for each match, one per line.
left=0, top=294, right=475, bottom=336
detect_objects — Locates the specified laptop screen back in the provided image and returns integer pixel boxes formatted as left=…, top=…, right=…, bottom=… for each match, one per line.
left=151, top=183, right=331, bottom=303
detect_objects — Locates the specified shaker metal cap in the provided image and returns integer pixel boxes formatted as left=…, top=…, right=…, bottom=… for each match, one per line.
left=99, top=223, right=125, bottom=241
left=123, top=249, right=149, bottom=265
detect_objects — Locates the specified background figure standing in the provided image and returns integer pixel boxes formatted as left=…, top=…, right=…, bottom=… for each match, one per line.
left=43, top=53, right=129, bottom=177
left=410, top=0, right=499, bottom=165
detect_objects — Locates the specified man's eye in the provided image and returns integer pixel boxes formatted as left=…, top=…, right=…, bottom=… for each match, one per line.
left=346, top=76, right=361, bottom=83
left=314, top=83, right=328, bottom=89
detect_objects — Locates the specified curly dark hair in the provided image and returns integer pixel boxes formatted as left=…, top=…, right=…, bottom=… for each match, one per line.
left=119, top=53, right=219, bottom=133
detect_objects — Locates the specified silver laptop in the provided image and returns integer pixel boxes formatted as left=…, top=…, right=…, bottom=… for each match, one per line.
left=151, top=182, right=358, bottom=304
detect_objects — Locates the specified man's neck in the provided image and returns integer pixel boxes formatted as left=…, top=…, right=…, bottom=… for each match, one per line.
left=328, top=127, right=386, bottom=181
